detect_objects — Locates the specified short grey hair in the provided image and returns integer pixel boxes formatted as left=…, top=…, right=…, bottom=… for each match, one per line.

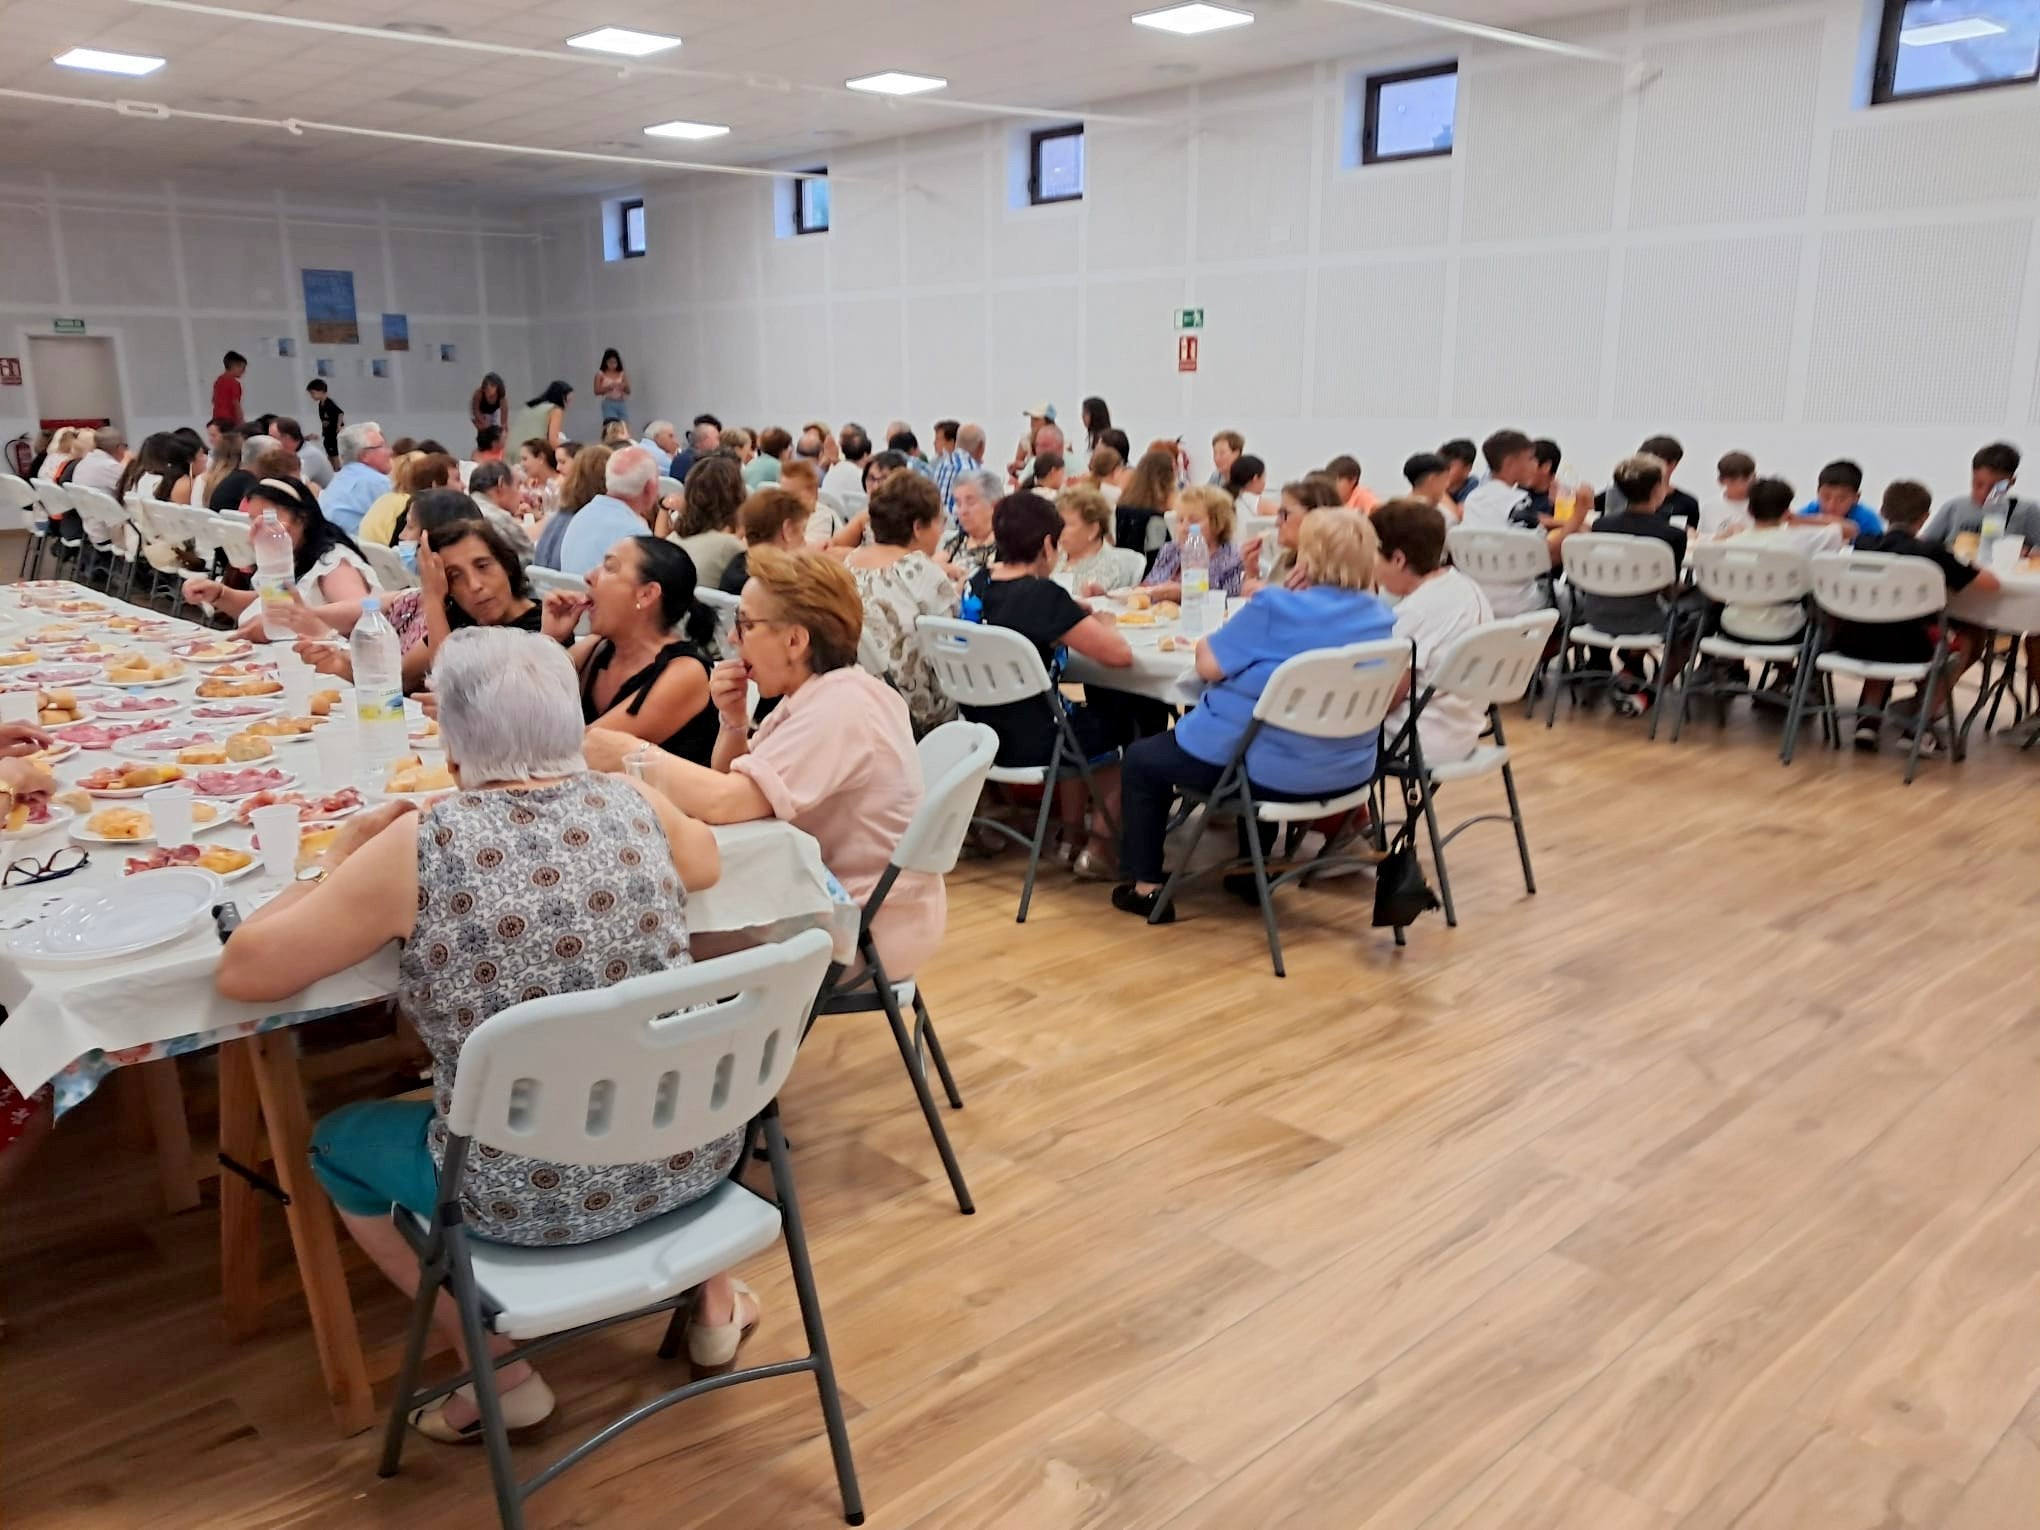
left=957, top=423, right=985, bottom=459
left=242, top=435, right=277, bottom=467
left=431, top=628, right=586, bottom=784
left=645, top=418, right=676, bottom=441
left=955, top=467, right=1002, bottom=504
left=337, top=422, right=384, bottom=464
left=93, top=426, right=125, bottom=454
left=606, top=444, right=659, bottom=501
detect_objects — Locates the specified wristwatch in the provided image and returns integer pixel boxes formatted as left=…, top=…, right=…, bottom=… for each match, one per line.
left=294, top=864, right=330, bottom=885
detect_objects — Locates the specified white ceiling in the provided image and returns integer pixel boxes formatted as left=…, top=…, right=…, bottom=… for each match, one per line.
left=0, top=0, right=1626, bottom=203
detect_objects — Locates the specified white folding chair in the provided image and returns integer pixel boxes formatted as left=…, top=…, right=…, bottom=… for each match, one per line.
left=1378, top=612, right=1557, bottom=928
left=210, top=509, right=256, bottom=569
left=915, top=616, right=1118, bottom=923
left=39, top=482, right=87, bottom=577
left=0, top=476, right=45, bottom=577
left=1548, top=533, right=1683, bottom=738
left=69, top=484, right=135, bottom=593
left=813, top=719, right=997, bottom=1216
left=657, top=475, right=683, bottom=501
left=1784, top=552, right=1957, bottom=784
left=1150, top=637, right=1414, bottom=976
left=374, top=929, right=861, bottom=1530
left=360, top=540, right=415, bottom=592
left=695, top=585, right=740, bottom=658
left=1669, top=541, right=1816, bottom=746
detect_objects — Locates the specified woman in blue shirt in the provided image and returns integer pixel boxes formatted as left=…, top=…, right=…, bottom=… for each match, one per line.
left=1111, top=508, right=1396, bottom=921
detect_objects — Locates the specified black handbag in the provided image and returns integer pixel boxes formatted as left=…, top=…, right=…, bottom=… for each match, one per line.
left=1372, top=831, right=1440, bottom=929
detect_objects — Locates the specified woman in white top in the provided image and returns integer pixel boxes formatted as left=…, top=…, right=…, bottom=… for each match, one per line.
left=180, top=477, right=377, bottom=635
left=1374, top=496, right=1495, bottom=766
left=842, top=470, right=958, bottom=737
left=1225, top=453, right=1268, bottom=524
left=1056, top=484, right=1144, bottom=596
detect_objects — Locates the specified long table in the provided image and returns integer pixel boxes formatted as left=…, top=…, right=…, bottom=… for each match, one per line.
left=0, top=580, right=856, bottom=1432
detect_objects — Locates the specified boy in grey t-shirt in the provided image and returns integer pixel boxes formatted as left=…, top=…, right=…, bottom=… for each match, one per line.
left=1922, top=441, right=2040, bottom=550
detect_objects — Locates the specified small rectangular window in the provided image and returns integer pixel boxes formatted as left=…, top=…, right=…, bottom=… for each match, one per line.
left=1874, top=0, right=2040, bottom=104
left=1029, top=124, right=1085, bottom=205
left=619, top=198, right=646, bottom=258
left=795, top=169, right=830, bottom=235
left=1362, top=62, right=1457, bottom=165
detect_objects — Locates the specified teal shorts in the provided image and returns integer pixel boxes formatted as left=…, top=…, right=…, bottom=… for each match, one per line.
left=308, top=1099, right=441, bottom=1219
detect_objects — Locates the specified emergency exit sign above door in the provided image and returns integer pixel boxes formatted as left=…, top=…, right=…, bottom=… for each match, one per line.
left=51, top=318, right=86, bottom=334
left=1174, top=308, right=1203, bottom=330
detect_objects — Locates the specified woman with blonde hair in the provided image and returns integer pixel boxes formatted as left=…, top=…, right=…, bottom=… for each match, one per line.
left=1240, top=473, right=1343, bottom=597
left=1110, top=507, right=1396, bottom=922
left=1056, top=485, right=1144, bottom=595
left=584, top=546, right=944, bottom=979
left=1140, top=484, right=1244, bottom=602
left=359, top=451, right=456, bottom=545
left=1085, top=446, right=1127, bottom=504
left=533, top=443, right=611, bottom=569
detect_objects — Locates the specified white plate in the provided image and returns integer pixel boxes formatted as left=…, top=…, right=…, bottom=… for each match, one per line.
left=170, top=639, right=253, bottom=661
left=191, top=768, right=298, bottom=799
left=93, top=693, right=183, bottom=716
left=125, top=732, right=223, bottom=756
left=70, top=804, right=230, bottom=844
left=0, top=804, right=76, bottom=842
left=126, top=854, right=258, bottom=883
left=5, top=867, right=221, bottom=965
left=32, top=704, right=95, bottom=729
left=24, top=741, right=79, bottom=767
left=80, top=764, right=192, bottom=800
left=19, top=667, right=103, bottom=687
left=248, top=727, right=315, bottom=746
left=189, top=701, right=280, bottom=721
left=234, top=795, right=363, bottom=828
left=102, top=670, right=189, bottom=689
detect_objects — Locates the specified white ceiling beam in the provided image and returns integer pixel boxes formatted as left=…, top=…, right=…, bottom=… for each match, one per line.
left=1312, top=0, right=1625, bottom=63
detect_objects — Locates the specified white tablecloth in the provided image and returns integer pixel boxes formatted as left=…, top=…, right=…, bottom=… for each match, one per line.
left=1950, top=565, right=2040, bottom=633
left=1061, top=597, right=1213, bottom=706
left=0, top=583, right=857, bottom=1110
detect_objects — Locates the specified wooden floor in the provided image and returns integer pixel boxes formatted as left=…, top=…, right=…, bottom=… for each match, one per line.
left=5, top=687, right=2039, bottom=1530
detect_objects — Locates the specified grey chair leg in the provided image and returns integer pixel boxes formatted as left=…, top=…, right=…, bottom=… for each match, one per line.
left=1150, top=795, right=1217, bottom=924
left=654, top=1288, right=696, bottom=1360
left=764, top=1110, right=866, bottom=1526
left=911, top=989, right=963, bottom=1110
left=875, top=964, right=974, bottom=1213
left=1416, top=779, right=1456, bottom=928
left=1240, top=803, right=1286, bottom=978
left=376, top=1240, right=446, bottom=1479
left=1013, top=774, right=1057, bottom=924
left=1546, top=640, right=1568, bottom=727
left=446, top=1229, right=527, bottom=1530
left=1500, top=761, right=1537, bottom=895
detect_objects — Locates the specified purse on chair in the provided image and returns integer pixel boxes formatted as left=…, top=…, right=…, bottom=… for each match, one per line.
left=1371, top=826, right=1441, bottom=929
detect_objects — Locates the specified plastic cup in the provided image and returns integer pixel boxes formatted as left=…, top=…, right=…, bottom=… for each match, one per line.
left=1991, top=536, right=2023, bottom=573
left=313, top=716, right=357, bottom=787
left=0, top=691, right=37, bottom=726
left=281, top=662, right=314, bottom=716
left=146, top=784, right=195, bottom=849
left=250, top=803, right=300, bottom=885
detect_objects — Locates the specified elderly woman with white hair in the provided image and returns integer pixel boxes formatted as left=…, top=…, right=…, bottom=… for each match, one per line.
left=216, top=627, right=749, bottom=1442
left=942, top=466, right=1003, bottom=575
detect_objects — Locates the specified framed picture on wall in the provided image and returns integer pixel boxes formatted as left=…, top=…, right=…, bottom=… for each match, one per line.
left=276, top=337, right=297, bottom=358
left=301, top=269, right=359, bottom=344
left=381, top=313, right=409, bottom=352
left=315, top=358, right=335, bottom=379
left=439, top=342, right=457, bottom=363
left=369, top=358, right=390, bottom=379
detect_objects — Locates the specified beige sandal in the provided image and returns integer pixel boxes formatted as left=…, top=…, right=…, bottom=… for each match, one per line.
left=684, top=1280, right=760, bottom=1379
left=408, top=1372, right=556, bottom=1444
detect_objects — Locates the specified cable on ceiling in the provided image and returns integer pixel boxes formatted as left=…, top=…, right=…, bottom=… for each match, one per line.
left=1312, top=0, right=1625, bottom=64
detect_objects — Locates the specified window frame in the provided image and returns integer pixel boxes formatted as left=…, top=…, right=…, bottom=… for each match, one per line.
left=1027, top=124, right=1085, bottom=206
left=793, top=169, right=830, bottom=235
left=1872, top=0, right=2040, bottom=105
left=617, top=198, right=647, bottom=259
left=1361, top=60, right=1458, bottom=166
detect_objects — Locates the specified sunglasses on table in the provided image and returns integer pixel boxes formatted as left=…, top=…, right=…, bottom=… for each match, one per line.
left=4, top=847, right=89, bottom=888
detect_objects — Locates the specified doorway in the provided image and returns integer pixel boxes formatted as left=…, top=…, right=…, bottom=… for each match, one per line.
left=28, top=335, right=123, bottom=429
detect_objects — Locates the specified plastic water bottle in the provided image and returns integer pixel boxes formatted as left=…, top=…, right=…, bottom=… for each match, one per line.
left=251, top=507, right=296, bottom=642
left=1179, top=523, right=1211, bottom=638
left=349, top=597, right=405, bottom=771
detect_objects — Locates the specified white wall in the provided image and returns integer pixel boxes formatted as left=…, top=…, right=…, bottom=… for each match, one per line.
left=0, top=174, right=542, bottom=456
left=524, top=0, right=2040, bottom=502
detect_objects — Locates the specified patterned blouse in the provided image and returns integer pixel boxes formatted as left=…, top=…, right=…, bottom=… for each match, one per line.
left=399, top=774, right=740, bottom=1247
left=849, top=551, right=959, bottom=738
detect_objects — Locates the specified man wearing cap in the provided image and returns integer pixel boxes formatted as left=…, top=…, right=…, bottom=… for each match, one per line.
left=1009, top=404, right=1056, bottom=486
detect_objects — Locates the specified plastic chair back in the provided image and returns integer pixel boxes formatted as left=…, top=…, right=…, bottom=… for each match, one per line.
left=658, top=475, right=683, bottom=501
left=1810, top=551, right=1945, bottom=625
left=446, top=927, right=833, bottom=1166
left=1429, top=611, right=1560, bottom=706
left=361, top=541, right=414, bottom=592
left=695, top=586, right=740, bottom=651
left=1448, top=526, right=1549, bottom=589
left=915, top=615, right=1054, bottom=706
left=0, top=475, right=37, bottom=531
left=895, top=721, right=997, bottom=875
left=1251, top=637, right=1411, bottom=739
left=527, top=564, right=585, bottom=600
left=1687, top=540, right=1813, bottom=606
left=1561, top=532, right=1676, bottom=599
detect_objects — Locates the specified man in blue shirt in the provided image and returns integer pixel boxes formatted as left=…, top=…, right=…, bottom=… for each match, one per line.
left=554, top=445, right=660, bottom=575
left=668, top=413, right=721, bottom=482
left=929, top=419, right=982, bottom=515
left=321, top=422, right=393, bottom=536
left=1797, top=458, right=1885, bottom=542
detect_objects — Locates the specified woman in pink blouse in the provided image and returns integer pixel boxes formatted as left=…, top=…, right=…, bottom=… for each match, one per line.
left=585, top=546, right=943, bottom=978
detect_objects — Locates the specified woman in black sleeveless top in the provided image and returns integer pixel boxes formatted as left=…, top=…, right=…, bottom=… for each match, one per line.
left=566, top=535, right=721, bottom=765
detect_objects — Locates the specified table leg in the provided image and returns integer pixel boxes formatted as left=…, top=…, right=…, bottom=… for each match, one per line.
left=245, top=1031, right=375, bottom=1436
left=217, top=1042, right=264, bottom=1341
left=136, top=1057, right=200, bottom=1214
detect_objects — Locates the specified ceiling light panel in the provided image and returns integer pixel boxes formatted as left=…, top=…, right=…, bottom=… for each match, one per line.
left=54, top=47, right=167, bottom=76
left=1131, top=3, right=1255, bottom=36
left=566, top=27, right=683, bottom=57
left=845, top=71, right=948, bottom=95
left=643, top=119, right=730, bottom=140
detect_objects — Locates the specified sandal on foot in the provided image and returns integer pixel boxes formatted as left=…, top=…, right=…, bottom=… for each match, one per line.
left=685, top=1280, right=760, bottom=1379
left=409, top=1373, right=556, bottom=1445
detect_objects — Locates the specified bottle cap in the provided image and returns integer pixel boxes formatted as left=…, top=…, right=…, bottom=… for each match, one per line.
left=361, top=597, right=381, bottom=614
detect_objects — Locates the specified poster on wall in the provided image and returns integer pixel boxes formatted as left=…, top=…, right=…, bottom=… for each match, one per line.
left=315, top=358, right=335, bottom=379
left=381, top=313, right=409, bottom=352
left=370, top=358, right=390, bottom=379
left=439, top=342, right=457, bottom=364
left=301, top=269, right=359, bottom=344
left=276, top=337, right=297, bottom=358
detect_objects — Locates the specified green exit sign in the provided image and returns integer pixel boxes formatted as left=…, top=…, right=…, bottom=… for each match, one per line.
left=1174, top=307, right=1204, bottom=330
left=52, top=317, right=86, bottom=334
